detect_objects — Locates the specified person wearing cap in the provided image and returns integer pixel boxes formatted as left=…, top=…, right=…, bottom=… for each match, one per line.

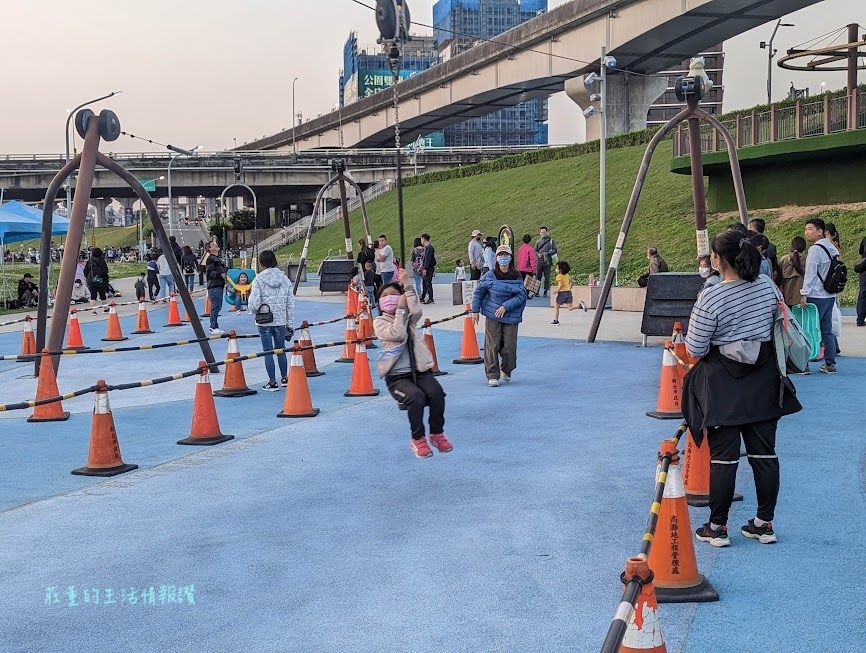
left=468, top=230, right=485, bottom=281
left=17, top=273, right=38, bottom=307
left=471, top=244, right=527, bottom=387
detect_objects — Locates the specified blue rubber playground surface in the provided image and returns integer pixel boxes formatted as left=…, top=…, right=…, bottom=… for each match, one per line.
left=0, top=296, right=863, bottom=652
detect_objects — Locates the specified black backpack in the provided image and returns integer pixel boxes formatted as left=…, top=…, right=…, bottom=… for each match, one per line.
left=816, top=243, right=847, bottom=294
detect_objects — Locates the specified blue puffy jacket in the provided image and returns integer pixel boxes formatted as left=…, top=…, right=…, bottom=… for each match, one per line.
left=471, top=271, right=527, bottom=324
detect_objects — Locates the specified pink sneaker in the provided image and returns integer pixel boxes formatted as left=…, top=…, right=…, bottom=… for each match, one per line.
left=411, top=437, right=433, bottom=459
left=429, top=433, right=453, bottom=453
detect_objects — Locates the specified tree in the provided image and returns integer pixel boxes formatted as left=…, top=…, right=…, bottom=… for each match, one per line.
left=228, top=208, right=256, bottom=230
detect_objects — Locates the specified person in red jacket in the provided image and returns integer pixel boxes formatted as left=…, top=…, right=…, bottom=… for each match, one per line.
left=516, top=234, right=536, bottom=280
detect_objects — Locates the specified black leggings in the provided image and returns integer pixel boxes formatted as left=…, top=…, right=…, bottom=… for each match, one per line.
left=707, top=418, right=780, bottom=525
left=386, top=370, right=446, bottom=439
left=421, top=267, right=435, bottom=302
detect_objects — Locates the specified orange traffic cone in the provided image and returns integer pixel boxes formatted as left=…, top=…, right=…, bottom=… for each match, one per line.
left=164, top=292, right=182, bottom=327
left=344, top=342, right=380, bottom=397
left=648, top=440, right=719, bottom=603
left=20, top=315, right=37, bottom=357
left=131, top=302, right=154, bottom=334
left=298, top=322, right=324, bottom=377
left=65, top=308, right=89, bottom=350
left=335, top=318, right=358, bottom=363
left=453, top=305, right=482, bottom=364
left=178, top=362, right=235, bottom=445
left=345, top=283, right=359, bottom=318
left=278, top=345, right=320, bottom=418
left=682, top=429, right=742, bottom=508
left=28, top=349, right=70, bottom=422
left=181, top=307, right=191, bottom=323
left=201, top=294, right=212, bottom=317
left=646, top=343, right=682, bottom=419
left=102, top=302, right=128, bottom=342
left=357, top=295, right=377, bottom=349
left=423, top=318, right=447, bottom=376
left=71, top=381, right=138, bottom=477
left=213, top=330, right=256, bottom=397
left=618, top=557, right=668, bottom=653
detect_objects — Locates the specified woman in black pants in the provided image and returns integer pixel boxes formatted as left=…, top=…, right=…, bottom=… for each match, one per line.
left=683, top=229, right=801, bottom=547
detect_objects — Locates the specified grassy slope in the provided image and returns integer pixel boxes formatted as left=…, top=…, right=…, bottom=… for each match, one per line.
left=274, top=140, right=865, bottom=304
left=13, top=225, right=142, bottom=251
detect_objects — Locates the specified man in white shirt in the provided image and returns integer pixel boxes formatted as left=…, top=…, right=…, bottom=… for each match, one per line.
left=375, top=234, right=395, bottom=285
left=800, top=217, right=839, bottom=374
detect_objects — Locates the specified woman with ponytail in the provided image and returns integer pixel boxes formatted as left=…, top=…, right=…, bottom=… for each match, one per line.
left=682, top=230, right=801, bottom=548
left=779, top=236, right=807, bottom=307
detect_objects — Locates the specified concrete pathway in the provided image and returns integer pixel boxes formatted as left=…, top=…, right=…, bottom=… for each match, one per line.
left=0, top=278, right=863, bottom=652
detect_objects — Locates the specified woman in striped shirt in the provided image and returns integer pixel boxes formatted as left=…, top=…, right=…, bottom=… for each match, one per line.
left=683, top=229, right=801, bottom=548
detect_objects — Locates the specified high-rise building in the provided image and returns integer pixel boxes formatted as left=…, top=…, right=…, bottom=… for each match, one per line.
left=646, top=45, right=725, bottom=127
left=432, top=0, right=548, bottom=146
left=340, top=31, right=439, bottom=107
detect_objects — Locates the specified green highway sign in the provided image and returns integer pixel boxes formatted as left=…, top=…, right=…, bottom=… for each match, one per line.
left=141, top=179, right=157, bottom=192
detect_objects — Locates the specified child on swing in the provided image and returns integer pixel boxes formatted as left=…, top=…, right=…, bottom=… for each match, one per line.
left=226, top=272, right=252, bottom=312
left=373, top=268, right=454, bottom=459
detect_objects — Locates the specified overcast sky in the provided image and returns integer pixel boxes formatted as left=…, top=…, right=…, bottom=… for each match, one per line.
left=0, top=0, right=861, bottom=154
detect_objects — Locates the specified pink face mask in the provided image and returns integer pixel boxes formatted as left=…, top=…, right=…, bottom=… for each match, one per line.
left=379, top=294, right=400, bottom=313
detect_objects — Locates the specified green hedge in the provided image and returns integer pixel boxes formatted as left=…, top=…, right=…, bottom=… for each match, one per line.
left=403, top=127, right=662, bottom=186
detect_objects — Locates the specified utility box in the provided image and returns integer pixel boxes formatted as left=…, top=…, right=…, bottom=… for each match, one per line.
left=282, top=262, right=307, bottom=283
left=641, top=273, right=703, bottom=337
left=318, top=257, right=354, bottom=293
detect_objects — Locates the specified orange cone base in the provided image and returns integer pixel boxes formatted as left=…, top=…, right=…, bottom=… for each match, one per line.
left=277, top=407, right=320, bottom=418
left=431, top=369, right=447, bottom=376
left=306, top=370, right=325, bottom=377
left=102, top=336, right=129, bottom=342
left=646, top=409, right=682, bottom=419
left=213, top=387, right=256, bottom=398
left=164, top=323, right=182, bottom=328
left=655, top=574, right=719, bottom=604
left=452, top=357, right=482, bottom=364
left=27, top=411, right=70, bottom=423
left=177, top=433, right=235, bottom=446
left=65, top=345, right=90, bottom=351
left=335, top=357, right=354, bottom=364
left=72, top=462, right=138, bottom=477
left=345, top=388, right=380, bottom=398
left=131, top=328, right=154, bottom=335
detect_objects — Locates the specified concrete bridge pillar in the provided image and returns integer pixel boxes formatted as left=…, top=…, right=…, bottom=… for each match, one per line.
left=120, top=198, right=135, bottom=226
left=92, top=198, right=111, bottom=228
left=565, top=73, right=668, bottom=141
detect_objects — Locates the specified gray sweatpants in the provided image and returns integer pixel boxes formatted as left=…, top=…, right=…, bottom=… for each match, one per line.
left=484, top=319, right=519, bottom=380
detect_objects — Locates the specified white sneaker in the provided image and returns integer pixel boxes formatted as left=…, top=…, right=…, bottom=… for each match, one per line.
left=209, top=327, right=225, bottom=335
left=499, top=372, right=511, bottom=384
left=488, top=378, right=499, bottom=387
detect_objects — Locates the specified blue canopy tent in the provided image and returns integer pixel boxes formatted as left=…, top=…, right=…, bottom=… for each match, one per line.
left=0, top=200, right=70, bottom=301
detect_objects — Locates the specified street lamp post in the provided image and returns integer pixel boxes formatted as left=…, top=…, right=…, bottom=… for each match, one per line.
left=166, top=145, right=202, bottom=239
left=292, top=77, right=299, bottom=155
left=761, top=20, right=795, bottom=105
left=64, top=91, right=121, bottom=223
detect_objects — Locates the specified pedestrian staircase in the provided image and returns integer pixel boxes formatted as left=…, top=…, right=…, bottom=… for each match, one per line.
left=256, top=181, right=390, bottom=254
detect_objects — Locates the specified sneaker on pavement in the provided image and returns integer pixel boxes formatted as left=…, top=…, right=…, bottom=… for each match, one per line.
left=261, top=381, right=279, bottom=392
left=411, top=437, right=433, bottom=459
left=499, top=372, right=510, bottom=384
left=578, top=301, right=587, bottom=312
left=793, top=364, right=811, bottom=375
left=820, top=363, right=837, bottom=374
left=741, top=519, right=777, bottom=544
left=280, top=377, right=288, bottom=387
left=209, top=327, right=225, bottom=335
left=550, top=320, right=559, bottom=325
left=429, top=433, right=453, bottom=453
left=695, top=522, right=730, bottom=547
left=488, top=378, right=499, bottom=387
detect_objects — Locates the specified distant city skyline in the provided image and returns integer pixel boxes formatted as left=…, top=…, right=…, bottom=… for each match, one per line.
left=0, top=0, right=861, bottom=154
